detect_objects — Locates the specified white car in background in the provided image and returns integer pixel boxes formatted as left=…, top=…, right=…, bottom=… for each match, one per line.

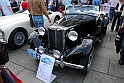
left=0, top=10, right=63, bottom=49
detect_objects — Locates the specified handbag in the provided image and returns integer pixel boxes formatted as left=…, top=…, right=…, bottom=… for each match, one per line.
left=0, top=65, right=23, bottom=83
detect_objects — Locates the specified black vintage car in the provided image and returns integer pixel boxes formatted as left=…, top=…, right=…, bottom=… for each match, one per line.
left=27, top=5, right=109, bottom=74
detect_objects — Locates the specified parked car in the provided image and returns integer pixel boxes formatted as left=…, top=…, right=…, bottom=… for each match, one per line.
left=27, top=5, right=109, bottom=74
left=0, top=10, right=63, bottom=48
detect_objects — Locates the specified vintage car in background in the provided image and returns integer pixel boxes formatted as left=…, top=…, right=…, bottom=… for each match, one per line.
left=27, top=5, right=109, bottom=74
left=0, top=10, right=63, bottom=48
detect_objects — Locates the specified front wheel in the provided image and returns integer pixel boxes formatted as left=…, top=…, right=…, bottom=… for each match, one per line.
left=8, top=29, right=27, bottom=49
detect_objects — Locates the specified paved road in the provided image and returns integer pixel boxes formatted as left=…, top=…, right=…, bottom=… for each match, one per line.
left=5, top=23, right=124, bottom=83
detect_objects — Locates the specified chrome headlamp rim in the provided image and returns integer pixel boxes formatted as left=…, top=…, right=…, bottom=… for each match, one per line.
left=38, top=27, right=45, bottom=36
left=38, top=46, right=45, bottom=54
left=0, top=29, right=4, bottom=36
left=28, top=31, right=38, bottom=39
left=52, top=50, right=61, bottom=59
left=68, top=31, right=78, bottom=41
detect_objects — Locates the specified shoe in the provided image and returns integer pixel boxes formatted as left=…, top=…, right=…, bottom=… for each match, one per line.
left=110, top=30, right=113, bottom=32
left=97, top=37, right=102, bottom=42
left=118, top=59, right=124, bottom=65
left=109, top=20, right=112, bottom=23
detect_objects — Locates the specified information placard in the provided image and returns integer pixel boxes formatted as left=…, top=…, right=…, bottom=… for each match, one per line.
left=36, top=54, right=55, bottom=83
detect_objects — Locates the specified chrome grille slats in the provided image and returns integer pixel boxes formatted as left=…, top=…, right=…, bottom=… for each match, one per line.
left=48, top=28, right=65, bottom=52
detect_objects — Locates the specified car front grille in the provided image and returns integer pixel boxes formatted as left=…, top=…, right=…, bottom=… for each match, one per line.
left=48, top=28, right=65, bottom=52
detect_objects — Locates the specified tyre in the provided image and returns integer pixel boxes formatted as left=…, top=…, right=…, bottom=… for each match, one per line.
left=79, top=49, right=94, bottom=75
left=8, top=29, right=27, bottom=49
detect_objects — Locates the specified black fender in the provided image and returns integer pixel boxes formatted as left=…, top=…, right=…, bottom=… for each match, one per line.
left=65, top=39, right=93, bottom=58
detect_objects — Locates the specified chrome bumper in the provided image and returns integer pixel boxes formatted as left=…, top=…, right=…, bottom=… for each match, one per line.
left=55, top=60, right=85, bottom=70
left=0, top=39, right=6, bottom=43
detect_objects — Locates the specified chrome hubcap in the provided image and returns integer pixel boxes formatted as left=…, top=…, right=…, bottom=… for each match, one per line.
left=14, top=32, right=25, bottom=45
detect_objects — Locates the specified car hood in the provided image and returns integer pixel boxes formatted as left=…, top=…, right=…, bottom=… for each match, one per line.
left=0, top=13, right=29, bottom=27
left=58, top=14, right=95, bottom=27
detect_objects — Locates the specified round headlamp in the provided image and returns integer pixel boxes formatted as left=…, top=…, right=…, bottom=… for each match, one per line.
left=38, top=46, right=44, bottom=54
left=52, top=50, right=61, bottom=58
left=68, top=31, right=78, bottom=41
left=38, top=27, right=45, bottom=36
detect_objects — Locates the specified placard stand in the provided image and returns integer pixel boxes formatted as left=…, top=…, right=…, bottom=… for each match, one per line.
left=49, top=74, right=57, bottom=83
left=27, top=49, right=57, bottom=83
left=36, top=54, right=56, bottom=83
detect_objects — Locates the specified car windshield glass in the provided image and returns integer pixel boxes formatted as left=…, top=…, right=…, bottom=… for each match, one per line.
left=66, top=5, right=99, bottom=15
left=59, top=14, right=95, bottom=27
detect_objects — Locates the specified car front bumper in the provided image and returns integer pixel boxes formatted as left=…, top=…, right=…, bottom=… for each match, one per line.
left=0, top=39, right=6, bottom=43
left=55, top=59, right=85, bottom=69
left=0, top=29, right=6, bottom=43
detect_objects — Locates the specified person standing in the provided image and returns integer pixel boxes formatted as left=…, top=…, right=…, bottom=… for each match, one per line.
left=108, top=0, right=119, bottom=22
left=92, top=0, right=100, bottom=6
left=11, top=0, right=18, bottom=7
left=45, top=0, right=49, bottom=8
left=86, top=0, right=92, bottom=5
left=115, top=22, right=124, bottom=65
left=28, top=0, right=51, bottom=28
left=71, top=0, right=78, bottom=5
left=0, top=0, right=14, bottom=16
left=55, top=0, right=58, bottom=11
left=110, top=0, right=124, bottom=32
left=80, top=0, right=88, bottom=5
left=21, top=0, right=28, bottom=11
left=51, top=0, right=56, bottom=12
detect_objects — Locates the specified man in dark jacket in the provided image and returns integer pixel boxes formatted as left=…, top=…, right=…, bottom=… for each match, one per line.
left=115, top=28, right=124, bottom=65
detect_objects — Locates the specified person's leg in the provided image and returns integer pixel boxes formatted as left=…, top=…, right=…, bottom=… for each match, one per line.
left=36, top=15, right=44, bottom=28
left=121, top=21, right=124, bottom=29
left=32, top=16, right=37, bottom=28
left=32, top=15, right=44, bottom=28
left=110, top=16, right=117, bottom=31
left=51, top=5, right=56, bottom=12
left=120, top=16, right=123, bottom=26
left=109, top=7, right=115, bottom=21
left=111, top=7, right=115, bottom=21
left=115, top=17, right=121, bottom=31
left=120, top=16, right=124, bottom=27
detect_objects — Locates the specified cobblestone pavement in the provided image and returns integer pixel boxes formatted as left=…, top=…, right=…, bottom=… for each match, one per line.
left=5, top=23, right=124, bottom=83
